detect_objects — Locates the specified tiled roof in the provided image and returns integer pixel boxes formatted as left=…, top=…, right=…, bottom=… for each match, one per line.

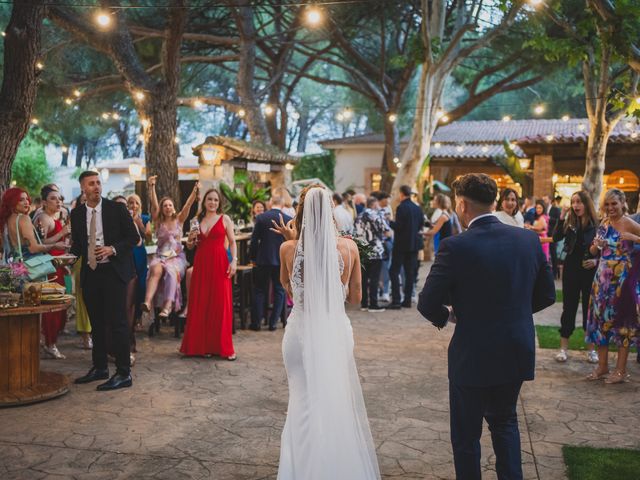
left=194, top=136, right=297, bottom=164
left=319, top=119, right=640, bottom=152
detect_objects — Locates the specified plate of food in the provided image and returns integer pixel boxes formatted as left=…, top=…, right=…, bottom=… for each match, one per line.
left=52, top=255, right=77, bottom=267
left=41, top=282, right=66, bottom=295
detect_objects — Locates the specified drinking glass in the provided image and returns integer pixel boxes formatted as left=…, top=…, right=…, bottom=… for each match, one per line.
left=237, top=219, right=245, bottom=231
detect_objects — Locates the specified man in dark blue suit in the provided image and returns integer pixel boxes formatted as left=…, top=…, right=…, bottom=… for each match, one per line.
left=417, top=174, right=555, bottom=480
left=389, top=185, right=424, bottom=309
left=249, top=192, right=292, bottom=331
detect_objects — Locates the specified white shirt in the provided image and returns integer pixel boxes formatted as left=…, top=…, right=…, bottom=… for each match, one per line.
left=494, top=210, right=525, bottom=228
left=468, top=213, right=495, bottom=228
left=334, top=204, right=354, bottom=233
left=86, top=199, right=109, bottom=262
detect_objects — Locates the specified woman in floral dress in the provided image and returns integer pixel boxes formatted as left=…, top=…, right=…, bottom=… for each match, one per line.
left=586, top=189, right=640, bottom=384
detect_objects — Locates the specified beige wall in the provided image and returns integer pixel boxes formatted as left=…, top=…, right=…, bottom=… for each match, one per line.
left=333, top=146, right=383, bottom=193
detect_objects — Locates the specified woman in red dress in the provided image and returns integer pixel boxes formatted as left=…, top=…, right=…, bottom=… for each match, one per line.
left=36, top=185, right=71, bottom=359
left=180, top=189, right=237, bottom=359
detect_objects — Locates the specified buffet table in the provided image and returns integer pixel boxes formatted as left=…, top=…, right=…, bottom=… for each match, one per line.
left=0, top=300, right=72, bottom=407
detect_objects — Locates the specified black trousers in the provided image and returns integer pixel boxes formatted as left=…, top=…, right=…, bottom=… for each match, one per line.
left=559, top=261, right=596, bottom=339
left=83, top=264, right=131, bottom=375
left=250, top=265, right=285, bottom=329
left=450, top=381, right=523, bottom=480
left=390, top=250, right=418, bottom=305
left=361, top=259, right=383, bottom=309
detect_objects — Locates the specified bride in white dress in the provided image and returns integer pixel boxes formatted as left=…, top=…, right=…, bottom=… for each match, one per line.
left=275, top=186, right=380, bottom=480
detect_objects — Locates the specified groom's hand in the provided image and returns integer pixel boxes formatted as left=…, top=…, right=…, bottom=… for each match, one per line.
left=446, top=305, right=457, bottom=325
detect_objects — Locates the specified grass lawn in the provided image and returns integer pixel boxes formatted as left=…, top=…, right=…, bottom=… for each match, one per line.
left=556, top=289, right=563, bottom=303
left=535, top=325, right=637, bottom=353
left=563, top=446, right=640, bottom=480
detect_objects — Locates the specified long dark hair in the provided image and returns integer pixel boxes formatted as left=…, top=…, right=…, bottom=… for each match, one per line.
left=496, top=188, right=519, bottom=217
left=534, top=200, right=546, bottom=220
left=565, top=191, right=598, bottom=232
left=197, top=188, right=223, bottom=222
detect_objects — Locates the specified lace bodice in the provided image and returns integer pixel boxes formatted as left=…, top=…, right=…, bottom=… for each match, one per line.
left=290, top=239, right=348, bottom=305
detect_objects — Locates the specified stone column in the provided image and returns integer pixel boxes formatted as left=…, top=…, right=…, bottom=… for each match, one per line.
left=214, top=163, right=234, bottom=189
left=198, top=163, right=215, bottom=193
left=533, top=154, right=554, bottom=199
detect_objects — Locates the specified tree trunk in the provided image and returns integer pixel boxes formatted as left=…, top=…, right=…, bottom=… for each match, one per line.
left=140, top=88, right=180, bottom=206
left=391, top=65, right=444, bottom=201
left=296, top=113, right=310, bottom=153
left=75, top=139, right=85, bottom=168
left=380, top=119, right=399, bottom=192
left=234, top=2, right=269, bottom=144
left=0, top=1, right=46, bottom=191
left=582, top=120, right=612, bottom=203
left=115, top=122, right=131, bottom=158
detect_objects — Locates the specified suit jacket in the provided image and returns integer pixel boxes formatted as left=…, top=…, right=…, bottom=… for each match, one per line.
left=70, top=198, right=139, bottom=285
left=250, top=208, right=292, bottom=266
left=548, top=205, right=561, bottom=237
left=391, top=198, right=424, bottom=253
left=417, top=215, right=555, bottom=387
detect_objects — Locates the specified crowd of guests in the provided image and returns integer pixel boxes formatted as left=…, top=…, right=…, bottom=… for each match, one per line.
left=493, top=187, right=640, bottom=381
left=1, top=173, right=637, bottom=388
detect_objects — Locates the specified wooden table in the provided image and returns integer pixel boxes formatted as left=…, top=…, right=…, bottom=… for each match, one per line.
left=235, top=232, right=252, bottom=265
left=0, top=300, right=72, bottom=407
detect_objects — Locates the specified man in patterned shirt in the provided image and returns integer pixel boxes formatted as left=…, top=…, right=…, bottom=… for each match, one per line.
left=355, top=196, right=392, bottom=312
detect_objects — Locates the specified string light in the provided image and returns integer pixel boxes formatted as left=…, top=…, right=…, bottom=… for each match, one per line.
left=134, top=91, right=145, bottom=100
left=396, top=162, right=402, bottom=168
left=237, top=109, right=246, bottom=118
left=174, top=136, right=180, bottom=143
left=112, top=113, right=120, bottom=120
left=336, top=112, right=344, bottom=121
left=31, top=118, right=39, bottom=125
left=101, top=112, right=110, bottom=119
left=36, top=62, right=44, bottom=70
left=1, top=32, right=5, bottom=37
left=290, top=111, right=300, bottom=120
left=285, top=163, right=294, bottom=170
left=393, top=157, right=399, bottom=164
left=528, top=0, right=543, bottom=6
left=440, top=115, right=449, bottom=123
left=533, top=104, right=545, bottom=115
left=140, top=118, right=150, bottom=127
left=193, top=99, right=204, bottom=108
left=481, top=145, right=489, bottom=153
left=342, top=108, right=353, bottom=120
left=61, top=146, right=69, bottom=153
left=561, top=115, right=570, bottom=121
left=264, top=105, right=275, bottom=116
left=64, top=98, right=73, bottom=105
left=545, top=134, right=554, bottom=141
left=95, top=10, right=112, bottom=28
left=388, top=113, right=397, bottom=123
left=434, top=142, right=442, bottom=149
left=305, top=7, right=323, bottom=26
left=456, top=145, right=464, bottom=152
left=502, top=115, right=511, bottom=122
left=73, top=89, right=82, bottom=97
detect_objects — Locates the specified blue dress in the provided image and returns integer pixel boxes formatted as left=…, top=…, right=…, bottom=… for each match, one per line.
left=133, top=214, right=150, bottom=307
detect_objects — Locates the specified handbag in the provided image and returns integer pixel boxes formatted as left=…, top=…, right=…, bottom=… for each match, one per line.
left=15, top=215, right=56, bottom=281
left=556, top=238, right=567, bottom=262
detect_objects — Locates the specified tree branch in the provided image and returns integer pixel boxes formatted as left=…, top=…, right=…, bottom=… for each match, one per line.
left=129, top=25, right=239, bottom=46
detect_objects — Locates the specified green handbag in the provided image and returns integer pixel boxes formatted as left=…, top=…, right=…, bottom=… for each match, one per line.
left=15, top=215, right=56, bottom=281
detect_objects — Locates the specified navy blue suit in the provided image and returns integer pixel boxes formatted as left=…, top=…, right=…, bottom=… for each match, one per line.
left=249, top=208, right=292, bottom=330
left=390, top=198, right=424, bottom=305
left=418, top=215, right=555, bottom=480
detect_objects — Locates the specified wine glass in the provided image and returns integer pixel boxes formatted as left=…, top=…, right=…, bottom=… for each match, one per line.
left=237, top=219, right=245, bottom=231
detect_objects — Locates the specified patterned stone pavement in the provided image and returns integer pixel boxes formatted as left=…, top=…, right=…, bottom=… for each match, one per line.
left=1, top=272, right=639, bottom=479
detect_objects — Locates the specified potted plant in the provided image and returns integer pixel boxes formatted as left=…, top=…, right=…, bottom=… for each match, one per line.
left=220, top=181, right=270, bottom=223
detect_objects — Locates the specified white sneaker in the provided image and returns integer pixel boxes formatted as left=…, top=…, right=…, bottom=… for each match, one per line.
left=44, top=345, right=66, bottom=360
left=368, top=307, right=386, bottom=313
left=586, top=350, right=599, bottom=364
left=360, top=307, right=369, bottom=311
left=380, top=294, right=390, bottom=303
left=555, top=349, right=568, bottom=362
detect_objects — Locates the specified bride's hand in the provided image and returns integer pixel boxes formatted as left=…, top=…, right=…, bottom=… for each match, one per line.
left=270, top=214, right=296, bottom=240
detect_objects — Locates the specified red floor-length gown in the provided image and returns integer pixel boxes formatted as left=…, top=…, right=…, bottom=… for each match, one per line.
left=42, top=219, right=67, bottom=346
left=180, top=216, right=235, bottom=357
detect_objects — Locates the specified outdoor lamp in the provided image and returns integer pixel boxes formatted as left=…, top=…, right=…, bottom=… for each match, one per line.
left=518, top=158, right=532, bottom=170
left=200, top=144, right=224, bottom=166
left=129, top=161, right=143, bottom=179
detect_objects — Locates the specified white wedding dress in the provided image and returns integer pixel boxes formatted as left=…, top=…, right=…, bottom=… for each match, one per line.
left=278, top=188, right=380, bottom=480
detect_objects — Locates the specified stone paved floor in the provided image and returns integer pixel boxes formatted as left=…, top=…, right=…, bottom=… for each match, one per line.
left=1, top=273, right=639, bottom=479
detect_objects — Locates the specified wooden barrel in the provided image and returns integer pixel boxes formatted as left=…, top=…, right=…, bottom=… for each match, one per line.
left=0, top=313, right=39, bottom=393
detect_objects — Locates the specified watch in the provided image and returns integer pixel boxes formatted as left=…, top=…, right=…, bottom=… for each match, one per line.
left=110, top=246, right=117, bottom=256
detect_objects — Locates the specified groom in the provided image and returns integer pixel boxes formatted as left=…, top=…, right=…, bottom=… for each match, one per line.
left=417, top=174, right=555, bottom=480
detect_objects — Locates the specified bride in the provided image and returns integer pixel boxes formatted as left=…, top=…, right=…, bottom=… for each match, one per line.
left=274, top=186, right=380, bottom=479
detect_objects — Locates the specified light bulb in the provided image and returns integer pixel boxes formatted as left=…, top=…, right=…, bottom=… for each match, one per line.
left=561, top=115, right=570, bottom=122
left=193, top=99, right=204, bottom=108
left=64, top=98, right=73, bottom=105
left=264, top=105, right=275, bottom=116
left=533, top=104, right=545, bottom=115
left=388, top=113, right=397, bottom=123
left=440, top=115, right=449, bottom=123
left=95, top=11, right=112, bottom=28
left=305, top=7, right=322, bottom=26
left=112, top=113, right=120, bottom=120
left=134, top=91, right=145, bottom=101
left=434, top=142, right=442, bottom=149
left=502, top=115, right=511, bottom=122
left=73, top=89, right=82, bottom=97
left=238, top=109, right=246, bottom=118
left=31, top=118, right=39, bottom=125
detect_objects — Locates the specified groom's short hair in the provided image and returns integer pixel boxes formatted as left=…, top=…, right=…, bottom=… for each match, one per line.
left=452, top=174, right=497, bottom=206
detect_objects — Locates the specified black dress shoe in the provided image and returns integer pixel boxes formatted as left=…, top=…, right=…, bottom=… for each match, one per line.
left=248, top=325, right=261, bottom=331
left=268, top=326, right=277, bottom=331
left=75, top=367, right=109, bottom=384
left=387, top=303, right=402, bottom=310
left=401, top=301, right=412, bottom=308
left=97, top=373, right=132, bottom=391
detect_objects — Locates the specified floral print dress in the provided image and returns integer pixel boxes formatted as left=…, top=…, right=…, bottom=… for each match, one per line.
left=586, top=223, right=640, bottom=348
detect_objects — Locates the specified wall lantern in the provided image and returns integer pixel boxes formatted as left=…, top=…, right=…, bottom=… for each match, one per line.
left=129, top=160, right=143, bottom=179
left=199, top=144, right=225, bottom=166
left=518, top=158, right=532, bottom=170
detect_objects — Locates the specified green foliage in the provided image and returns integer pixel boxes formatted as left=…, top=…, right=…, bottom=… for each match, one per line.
left=293, top=151, right=335, bottom=189
left=563, top=446, right=640, bottom=480
left=219, top=181, right=270, bottom=223
left=535, top=325, right=636, bottom=353
left=11, top=135, right=53, bottom=198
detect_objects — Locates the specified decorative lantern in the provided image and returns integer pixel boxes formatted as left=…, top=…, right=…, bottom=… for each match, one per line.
left=199, top=144, right=225, bottom=166
left=129, top=160, right=143, bottom=179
